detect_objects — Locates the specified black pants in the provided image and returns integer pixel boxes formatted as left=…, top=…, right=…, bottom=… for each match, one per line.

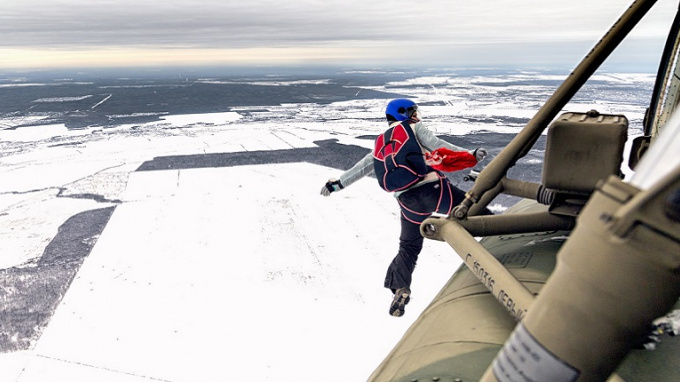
left=383, top=177, right=492, bottom=292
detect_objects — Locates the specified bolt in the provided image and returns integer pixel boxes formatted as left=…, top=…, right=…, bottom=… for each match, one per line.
left=423, top=223, right=437, bottom=236
left=432, top=378, right=440, bottom=381
left=453, top=205, right=467, bottom=219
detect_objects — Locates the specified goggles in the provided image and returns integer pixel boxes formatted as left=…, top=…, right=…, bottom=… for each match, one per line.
left=406, top=106, right=422, bottom=121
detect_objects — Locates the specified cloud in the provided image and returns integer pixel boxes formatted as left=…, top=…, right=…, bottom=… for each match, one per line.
left=1, top=0, right=676, bottom=69
left=3, top=0, right=408, bottom=48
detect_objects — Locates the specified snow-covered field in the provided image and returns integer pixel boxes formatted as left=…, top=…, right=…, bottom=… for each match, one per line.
left=0, top=111, right=470, bottom=381
left=0, top=71, right=657, bottom=381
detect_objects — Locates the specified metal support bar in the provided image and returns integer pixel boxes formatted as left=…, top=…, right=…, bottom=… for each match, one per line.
left=469, top=178, right=546, bottom=216
left=481, top=174, right=680, bottom=382
left=422, top=217, right=535, bottom=321
left=612, top=166, right=680, bottom=239
left=455, top=0, right=659, bottom=219
left=457, top=212, right=574, bottom=237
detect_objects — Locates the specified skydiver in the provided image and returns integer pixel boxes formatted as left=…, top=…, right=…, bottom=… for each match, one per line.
left=320, top=98, right=492, bottom=317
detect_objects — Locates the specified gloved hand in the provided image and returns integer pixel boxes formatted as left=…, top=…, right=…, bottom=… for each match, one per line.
left=473, top=148, right=488, bottom=162
left=320, top=178, right=343, bottom=196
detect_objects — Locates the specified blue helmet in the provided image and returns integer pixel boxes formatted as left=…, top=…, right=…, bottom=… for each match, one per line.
left=385, top=98, right=418, bottom=122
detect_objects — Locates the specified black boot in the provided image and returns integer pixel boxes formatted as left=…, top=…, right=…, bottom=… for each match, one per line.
left=389, top=288, right=411, bottom=317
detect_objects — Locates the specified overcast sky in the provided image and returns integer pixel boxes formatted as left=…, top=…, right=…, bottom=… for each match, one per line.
left=1, top=0, right=677, bottom=71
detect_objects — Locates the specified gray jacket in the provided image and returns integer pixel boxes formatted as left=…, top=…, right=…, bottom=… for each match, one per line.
left=338, top=121, right=472, bottom=192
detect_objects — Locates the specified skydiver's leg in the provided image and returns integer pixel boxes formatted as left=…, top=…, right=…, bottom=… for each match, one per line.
left=383, top=213, right=423, bottom=292
left=384, top=182, right=442, bottom=292
left=384, top=213, right=422, bottom=317
left=384, top=180, right=492, bottom=316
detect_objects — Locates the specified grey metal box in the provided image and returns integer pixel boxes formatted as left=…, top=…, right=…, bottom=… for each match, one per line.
left=542, top=111, right=628, bottom=194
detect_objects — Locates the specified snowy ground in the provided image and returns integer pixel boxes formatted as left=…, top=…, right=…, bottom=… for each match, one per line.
left=0, top=71, right=657, bottom=381
left=1, top=112, right=466, bottom=381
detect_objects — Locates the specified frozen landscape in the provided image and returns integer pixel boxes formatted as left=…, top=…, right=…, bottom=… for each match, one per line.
left=0, top=68, right=656, bottom=381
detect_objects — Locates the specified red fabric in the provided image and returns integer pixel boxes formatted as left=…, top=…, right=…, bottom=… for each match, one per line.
left=424, top=148, right=477, bottom=172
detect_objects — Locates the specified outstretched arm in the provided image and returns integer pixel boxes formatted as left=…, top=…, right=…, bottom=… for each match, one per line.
left=414, top=122, right=488, bottom=162
left=320, top=152, right=375, bottom=196
left=414, top=122, right=467, bottom=152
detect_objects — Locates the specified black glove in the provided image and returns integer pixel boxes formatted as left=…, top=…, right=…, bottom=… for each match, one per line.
left=320, top=179, right=343, bottom=196
left=473, top=148, right=488, bottom=162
